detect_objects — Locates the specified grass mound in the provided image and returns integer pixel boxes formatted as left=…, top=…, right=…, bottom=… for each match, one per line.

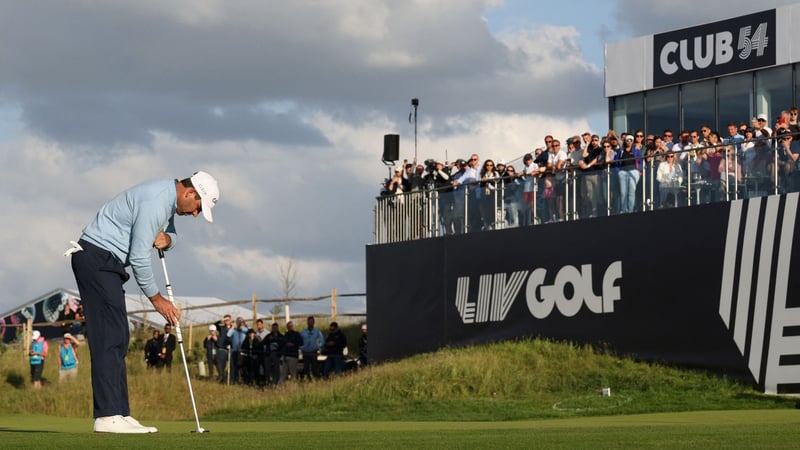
left=1, top=336, right=795, bottom=422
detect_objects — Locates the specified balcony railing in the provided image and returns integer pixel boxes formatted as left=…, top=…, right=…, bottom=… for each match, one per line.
left=373, top=135, right=799, bottom=244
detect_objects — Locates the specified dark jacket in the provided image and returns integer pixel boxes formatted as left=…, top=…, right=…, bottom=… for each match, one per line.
left=281, top=330, right=303, bottom=358
left=324, top=330, right=347, bottom=356
left=264, top=331, right=284, bottom=356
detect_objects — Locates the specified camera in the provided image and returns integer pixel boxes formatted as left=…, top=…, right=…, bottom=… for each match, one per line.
left=424, top=158, right=438, bottom=173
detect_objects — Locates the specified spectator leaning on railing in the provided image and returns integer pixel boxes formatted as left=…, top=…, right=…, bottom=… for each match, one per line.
left=375, top=106, right=800, bottom=236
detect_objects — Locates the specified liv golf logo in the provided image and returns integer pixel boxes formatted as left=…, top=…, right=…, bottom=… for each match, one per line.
left=719, top=194, right=799, bottom=394
left=454, top=262, right=622, bottom=324
left=653, top=9, right=775, bottom=87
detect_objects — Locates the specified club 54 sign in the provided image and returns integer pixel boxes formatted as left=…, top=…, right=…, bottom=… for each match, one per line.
left=653, top=9, right=775, bottom=87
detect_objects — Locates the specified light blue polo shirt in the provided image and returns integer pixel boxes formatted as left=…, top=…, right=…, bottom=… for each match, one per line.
left=80, top=179, right=177, bottom=298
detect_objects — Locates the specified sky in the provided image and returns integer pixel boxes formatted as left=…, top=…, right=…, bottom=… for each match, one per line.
left=0, top=0, right=795, bottom=315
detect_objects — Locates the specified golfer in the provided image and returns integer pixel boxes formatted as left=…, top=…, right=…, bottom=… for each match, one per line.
left=67, top=171, right=219, bottom=433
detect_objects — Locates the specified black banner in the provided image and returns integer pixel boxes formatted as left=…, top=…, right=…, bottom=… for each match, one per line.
left=653, top=9, right=776, bottom=87
left=367, top=194, right=800, bottom=394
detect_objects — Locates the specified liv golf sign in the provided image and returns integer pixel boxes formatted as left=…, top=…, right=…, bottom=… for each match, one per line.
left=653, top=9, right=775, bottom=87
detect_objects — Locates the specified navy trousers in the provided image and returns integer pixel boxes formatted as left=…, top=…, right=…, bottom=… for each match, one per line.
left=71, top=239, right=131, bottom=418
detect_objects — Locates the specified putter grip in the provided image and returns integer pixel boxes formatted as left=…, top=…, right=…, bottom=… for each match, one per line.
left=158, top=249, right=165, bottom=258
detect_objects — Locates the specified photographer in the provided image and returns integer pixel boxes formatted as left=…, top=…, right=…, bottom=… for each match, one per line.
left=203, top=325, right=218, bottom=380
left=423, top=159, right=454, bottom=235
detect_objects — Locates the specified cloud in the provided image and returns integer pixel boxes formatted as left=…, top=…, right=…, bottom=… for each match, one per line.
left=0, top=0, right=615, bottom=314
left=610, top=0, right=798, bottom=38
left=0, top=0, right=603, bottom=148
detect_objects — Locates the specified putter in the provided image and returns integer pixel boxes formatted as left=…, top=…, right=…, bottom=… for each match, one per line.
left=158, top=249, right=209, bottom=433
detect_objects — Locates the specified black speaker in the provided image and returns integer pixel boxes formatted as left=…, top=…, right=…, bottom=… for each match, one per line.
left=383, top=134, right=399, bottom=162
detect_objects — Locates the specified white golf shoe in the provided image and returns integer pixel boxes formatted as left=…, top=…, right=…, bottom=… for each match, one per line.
left=123, top=416, right=158, bottom=433
left=94, top=415, right=152, bottom=433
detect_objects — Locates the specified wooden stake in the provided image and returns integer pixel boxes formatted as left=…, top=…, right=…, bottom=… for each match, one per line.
left=252, top=293, right=257, bottom=324
left=331, top=288, right=337, bottom=321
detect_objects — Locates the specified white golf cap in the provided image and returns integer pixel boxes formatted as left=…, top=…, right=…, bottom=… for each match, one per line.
left=32, top=330, right=40, bottom=340
left=190, top=171, right=219, bottom=223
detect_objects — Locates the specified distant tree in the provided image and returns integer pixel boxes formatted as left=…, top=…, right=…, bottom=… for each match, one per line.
left=274, top=258, right=298, bottom=317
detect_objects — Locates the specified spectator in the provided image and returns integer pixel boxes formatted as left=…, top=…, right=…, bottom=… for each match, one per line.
left=424, top=159, right=453, bottom=234
left=240, top=328, right=260, bottom=386
left=501, top=164, right=522, bottom=228
left=478, top=159, right=500, bottom=230
left=724, top=122, right=744, bottom=153
left=300, top=316, right=324, bottom=380
left=775, top=110, right=791, bottom=135
left=543, top=135, right=554, bottom=154
left=662, top=129, right=675, bottom=150
left=454, top=154, right=482, bottom=232
left=409, top=164, right=426, bottom=191
left=160, top=323, right=176, bottom=370
left=520, top=153, right=540, bottom=226
left=581, top=131, right=592, bottom=148
left=578, top=135, right=604, bottom=218
left=230, top=317, right=248, bottom=384
left=323, top=322, right=347, bottom=378
left=755, top=113, right=773, bottom=138
left=688, top=147, right=711, bottom=204
left=788, top=106, right=799, bottom=133
left=264, top=323, right=284, bottom=386
left=636, top=130, right=656, bottom=208
left=358, top=324, right=368, bottom=367
left=202, top=325, right=218, bottom=380
left=549, top=139, right=568, bottom=221
left=449, top=159, right=468, bottom=234
left=656, top=152, right=684, bottom=208
left=144, top=329, right=163, bottom=369
left=566, top=138, right=582, bottom=216
left=719, top=145, right=743, bottom=199
left=680, top=130, right=702, bottom=163
left=254, top=319, right=268, bottom=385
left=29, top=330, right=48, bottom=389
left=615, top=134, right=642, bottom=214
left=775, top=128, right=800, bottom=193
left=387, top=167, right=404, bottom=195
left=214, top=315, right=234, bottom=384
left=543, top=139, right=567, bottom=222
left=741, top=127, right=757, bottom=171
left=706, top=131, right=724, bottom=202
left=495, top=159, right=506, bottom=176
left=632, top=130, right=646, bottom=154
left=58, top=333, right=80, bottom=383
left=700, top=124, right=712, bottom=143
left=673, top=130, right=690, bottom=157
left=280, top=321, right=303, bottom=383
left=605, top=134, right=622, bottom=215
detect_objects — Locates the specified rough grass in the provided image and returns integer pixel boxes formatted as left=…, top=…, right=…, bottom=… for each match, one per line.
left=1, top=333, right=796, bottom=423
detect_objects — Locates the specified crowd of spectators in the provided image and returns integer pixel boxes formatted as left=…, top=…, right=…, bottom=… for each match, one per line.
left=379, top=106, right=800, bottom=233
left=200, top=315, right=367, bottom=387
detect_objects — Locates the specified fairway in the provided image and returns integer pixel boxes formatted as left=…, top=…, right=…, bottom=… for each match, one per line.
left=2, top=410, right=799, bottom=448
